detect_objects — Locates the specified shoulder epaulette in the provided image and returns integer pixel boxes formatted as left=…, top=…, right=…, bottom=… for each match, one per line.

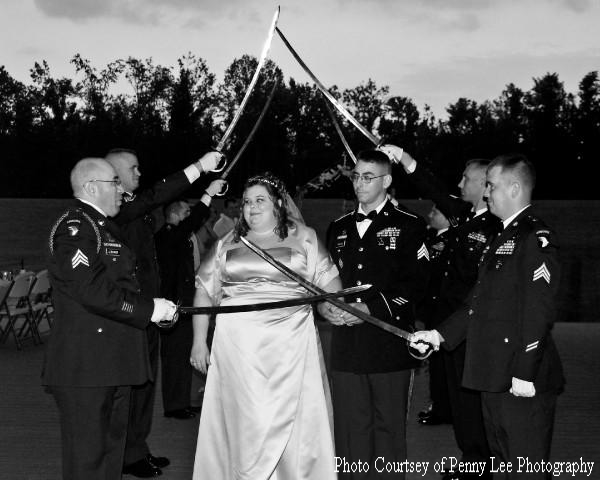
left=393, top=205, right=418, bottom=219
left=49, top=207, right=101, bottom=254
left=333, top=211, right=354, bottom=223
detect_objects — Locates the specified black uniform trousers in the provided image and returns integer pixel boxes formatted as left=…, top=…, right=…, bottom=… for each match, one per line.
left=124, top=326, right=159, bottom=464
left=51, top=385, right=131, bottom=480
left=332, top=370, right=412, bottom=480
left=443, top=344, right=491, bottom=472
left=160, top=313, right=194, bottom=411
left=428, top=350, right=452, bottom=421
left=481, top=390, right=558, bottom=480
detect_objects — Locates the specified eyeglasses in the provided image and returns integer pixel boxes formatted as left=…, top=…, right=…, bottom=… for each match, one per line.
left=87, top=179, right=122, bottom=187
left=350, top=173, right=387, bottom=184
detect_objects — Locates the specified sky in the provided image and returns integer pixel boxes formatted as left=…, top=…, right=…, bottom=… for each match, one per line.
left=1, top=0, right=598, bottom=119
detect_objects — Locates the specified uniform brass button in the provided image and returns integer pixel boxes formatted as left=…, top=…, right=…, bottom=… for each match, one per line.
left=468, top=309, right=474, bottom=315
left=358, top=247, right=364, bottom=252
left=504, top=338, right=509, bottom=343
left=385, top=247, right=389, bottom=250
left=356, top=298, right=362, bottom=303
left=97, top=328, right=103, bottom=333
left=358, top=264, right=363, bottom=269
left=395, top=316, right=400, bottom=320
left=356, top=280, right=362, bottom=286
left=112, top=258, right=117, bottom=262
left=444, top=272, right=448, bottom=277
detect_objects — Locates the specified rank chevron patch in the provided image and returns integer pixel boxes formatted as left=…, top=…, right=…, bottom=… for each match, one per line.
left=417, top=243, right=430, bottom=261
left=532, top=262, right=551, bottom=284
left=71, top=249, right=89, bottom=268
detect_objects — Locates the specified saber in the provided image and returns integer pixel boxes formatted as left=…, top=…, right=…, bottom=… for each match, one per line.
left=216, top=80, right=279, bottom=196
left=322, top=94, right=357, bottom=164
left=276, top=26, right=382, bottom=148
left=240, top=236, right=418, bottom=342
left=213, top=6, right=280, bottom=169
left=177, top=284, right=371, bottom=315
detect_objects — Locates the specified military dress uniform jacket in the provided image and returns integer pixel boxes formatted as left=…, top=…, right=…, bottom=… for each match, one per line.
left=438, top=208, right=565, bottom=394
left=42, top=200, right=155, bottom=387
left=327, top=200, right=430, bottom=373
left=417, top=228, right=450, bottom=329
left=114, top=171, right=192, bottom=298
left=405, top=163, right=501, bottom=319
left=155, top=201, right=209, bottom=304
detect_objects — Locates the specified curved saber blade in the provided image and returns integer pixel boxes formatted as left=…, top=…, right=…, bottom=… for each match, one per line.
left=177, top=284, right=371, bottom=315
left=322, top=94, right=357, bottom=164
left=240, top=236, right=418, bottom=342
left=216, top=6, right=280, bottom=152
left=276, top=26, right=381, bottom=147
left=221, top=80, right=279, bottom=180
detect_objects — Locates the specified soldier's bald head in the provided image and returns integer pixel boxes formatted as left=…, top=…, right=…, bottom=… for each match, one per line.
left=70, top=158, right=113, bottom=197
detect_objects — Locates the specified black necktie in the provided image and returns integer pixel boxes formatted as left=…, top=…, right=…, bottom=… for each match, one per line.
left=355, top=210, right=377, bottom=223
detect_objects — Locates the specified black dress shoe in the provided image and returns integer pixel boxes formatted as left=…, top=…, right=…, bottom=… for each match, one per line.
left=189, top=404, right=202, bottom=413
left=123, top=458, right=162, bottom=477
left=418, top=411, right=451, bottom=425
left=164, top=408, right=196, bottom=419
left=147, top=454, right=170, bottom=469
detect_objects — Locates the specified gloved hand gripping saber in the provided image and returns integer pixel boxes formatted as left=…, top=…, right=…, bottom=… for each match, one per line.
left=240, top=236, right=433, bottom=359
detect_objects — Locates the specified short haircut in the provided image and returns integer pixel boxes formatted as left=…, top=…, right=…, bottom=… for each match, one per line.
left=356, top=149, right=392, bottom=174
left=465, top=158, right=490, bottom=171
left=489, top=153, right=536, bottom=191
left=70, top=158, right=108, bottom=195
left=106, top=148, right=137, bottom=157
left=165, top=200, right=188, bottom=219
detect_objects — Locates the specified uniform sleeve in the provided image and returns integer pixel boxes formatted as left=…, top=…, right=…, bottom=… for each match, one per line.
left=513, top=228, right=560, bottom=381
left=195, top=236, right=225, bottom=305
left=407, top=163, right=471, bottom=225
left=51, top=219, right=153, bottom=328
left=367, top=219, right=431, bottom=329
left=114, top=171, right=191, bottom=224
left=438, top=303, right=470, bottom=350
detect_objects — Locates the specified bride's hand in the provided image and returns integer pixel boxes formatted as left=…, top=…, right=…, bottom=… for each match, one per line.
left=190, top=342, right=211, bottom=375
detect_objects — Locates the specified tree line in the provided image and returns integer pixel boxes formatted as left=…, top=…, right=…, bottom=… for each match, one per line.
left=1, top=54, right=598, bottom=199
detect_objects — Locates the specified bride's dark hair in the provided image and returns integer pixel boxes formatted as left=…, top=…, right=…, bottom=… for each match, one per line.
left=233, top=172, right=290, bottom=241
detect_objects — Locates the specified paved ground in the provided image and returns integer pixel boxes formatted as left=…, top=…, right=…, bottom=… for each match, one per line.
left=0, top=322, right=598, bottom=479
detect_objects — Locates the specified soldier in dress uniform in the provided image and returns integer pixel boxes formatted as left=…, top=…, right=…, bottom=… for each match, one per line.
left=412, top=154, right=565, bottom=480
left=416, top=205, right=452, bottom=426
left=42, top=158, right=177, bottom=480
left=380, top=144, right=499, bottom=480
left=105, top=148, right=221, bottom=477
left=325, top=149, right=430, bottom=479
left=155, top=181, right=224, bottom=420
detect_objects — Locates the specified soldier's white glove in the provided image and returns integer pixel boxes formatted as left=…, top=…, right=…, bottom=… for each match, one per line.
left=409, top=330, right=442, bottom=353
left=151, top=298, right=177, bottom=323
left=510, top=377, right=536, bottom=397
left=206, top=179, right=227, bottom=197
left=196, top=151, right=223, bottom=173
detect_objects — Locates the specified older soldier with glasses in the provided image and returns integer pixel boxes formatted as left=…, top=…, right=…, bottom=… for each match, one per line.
left=43, top=158, right=177, bottom=480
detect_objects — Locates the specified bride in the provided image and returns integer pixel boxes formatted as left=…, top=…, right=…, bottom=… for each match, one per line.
left=190, top=173, right=341, bottom=480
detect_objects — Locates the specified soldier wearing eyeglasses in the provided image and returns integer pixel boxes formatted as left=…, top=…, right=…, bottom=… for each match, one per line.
left=325, top=149, right=430, bottom=479
left=43, top=158, right=177, bottom=480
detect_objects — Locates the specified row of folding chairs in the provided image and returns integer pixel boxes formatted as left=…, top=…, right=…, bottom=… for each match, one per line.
left=0, top=270, right=54, bottom=350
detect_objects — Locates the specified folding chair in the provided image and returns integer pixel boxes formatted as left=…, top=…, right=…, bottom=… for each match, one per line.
left=28, top=269, right=54, bottom=335
left=0, top=279, right=13, bottom=342
left=0, top=272, right=40, bottom=349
